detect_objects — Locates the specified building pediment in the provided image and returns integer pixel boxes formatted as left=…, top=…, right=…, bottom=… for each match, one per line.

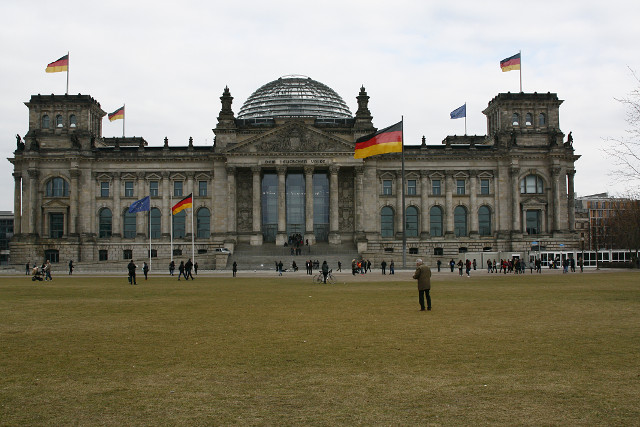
left=42, top=199, right=69, bottom=209
left=521, top=196, right=548, bottom=207
left=225, top=122, right=354, bottom=154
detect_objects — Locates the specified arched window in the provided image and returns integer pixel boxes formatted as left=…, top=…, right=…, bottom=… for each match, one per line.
left=99, top=208, right=112, bottom=238
left=520, top=175, right=544, bottom=194
left=173, top=211, right=186, bottom=238
left=538, top=113, right=546, bottom=126
left=381, top=206, right=394, bottom=238
left=55, top=115, right=63, bottom=128
left=42, top=115, right=50, bottom=129
left=429, top=206, right=443, bottom=237
left=150, top=208, right=161, bottom=238
left=197, top=207, right=211, bottom=238
left=512, top=113, right=519, bottom=126
left=123, top=210, right=136, bottom=238
left=478, top=205, right=492, bottom=236
left=69, top=114, right=77, bottom=128
left=525, top=113, right=533, bottom=126
left=454, top=206, right=467, bottom=237
left=406, top=206, right=418, bottom=238
left=45, top=177, right=69, bottom=197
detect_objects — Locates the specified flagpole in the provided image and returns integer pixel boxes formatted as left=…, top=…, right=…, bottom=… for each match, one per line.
left=401, top=116, right=406, bottom=269
left=464, top=102, right=467, bottom=135
left=170, top=195, right=174, bottom=263
left=149, top=209, right=152, bottom=272
left=519, top=50, right=522, bottom=93
left=66, top=51, right=69, bottom=95
left=122, top=103, right=125, bottom=137
left=191, top=195, right=195, bottom=265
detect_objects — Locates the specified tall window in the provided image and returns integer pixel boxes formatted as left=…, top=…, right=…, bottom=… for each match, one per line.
left=99, top=208, right=112, bottom=238
left=381, top=206, right=394, bottom=238
left=123, top=211, right=136, bottom=238
left=480, top=179, right=490, bottom=195
left=538, top=113, right=546, bottom=126
left=313, top=173, right=329, bottom=242
left=46, top=178, right=69, bottom=197
left=49, top=213, right=64, bottom=238
left=525, top=112, right=533, bottom=126
left=261, top=173, right=277, bottom=243
left=173, top=211, right=185, bottom=238
left=520, top=175, right=544, bottom=194
left=197, top=208, right=210, bottom=238
left=456, top=179, right=466, bottom=195
left=44, top=249, right=59, bottom=263
left=42, top=115, right=50, bottom=129
left=432, top=179, right=441, bottom=195
left=150, top=208, right=161, bottom=238
left=406, top=206, right=418, bottom=238
left=382, top=179, right=392, bottom=195
left=55, top=115, right=63, bottom=128
left=512, top=113, right=519, bottom=126
left=99, top=250, right=108, bottom=261
left=198, top=181, right=207, bottom=197
left=124, top=181, right=134, bottom=197
left=430, top=206, right=443, bottom=237
left=454, top=206, right=467, bottom=237
left=478, top=205, right=491, bottom=236
left=174, top=181, right=183, bottom=197
left=150, top=181, right=159, bottom=197
left=123, top=249, right=133, bottom=260
left=407, top=179, right=417, bottom=195
left=100, top=182, right=110, bottom=197
left=526, top=210, right=541, bottom=235
left=69, top=114, right=77, bottom=128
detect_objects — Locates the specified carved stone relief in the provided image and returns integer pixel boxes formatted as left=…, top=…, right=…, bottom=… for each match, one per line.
left=338, top=169, right=355, bottom=232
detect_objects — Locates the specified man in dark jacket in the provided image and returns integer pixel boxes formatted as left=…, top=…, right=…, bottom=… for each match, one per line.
left=321, top=260, right=329, bottom=284
left=127, top=260, right=137, bottom=285
left=413, top=258, right=432, bottom=311
left=185, top=258, right=195, bottom=280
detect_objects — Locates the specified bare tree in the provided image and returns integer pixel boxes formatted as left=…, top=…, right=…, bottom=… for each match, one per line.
left=604, top=68, right=640, bottom=185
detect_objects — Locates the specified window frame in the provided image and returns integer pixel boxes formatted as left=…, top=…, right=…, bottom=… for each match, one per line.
left=198, top=180, right=207, bottom=197
left=100, top=182, right=110, bottom=197
left=174, top=181, right=183, bottom=197
left=381, top=206, right=394, bottom=238
left=429, top=205, right=443, bottom=237
left=456, top=179, right=466, bottom=195
left=382, top=179, right=392, bottom=196
left=124, top=181, right=134, bottom=198
left=432, top=179, right=441, bottom=196
left=480, top=178, right=490, bottom=195
left=454, top=205, right=468, bottom=237
left=150, top=181, right=159, bottom=197
left=407, top=179, right=417, bottom=196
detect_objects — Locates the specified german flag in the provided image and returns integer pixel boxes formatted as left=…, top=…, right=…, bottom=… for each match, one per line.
left=108, top=106, right=125, bottom=121
left=500, top=53, right=521, bottom=72
left=45, top=54, right=69, bottom=73
left=354, top=121, right=402, bottom=159
left=172, top=194, right=193, bottom=215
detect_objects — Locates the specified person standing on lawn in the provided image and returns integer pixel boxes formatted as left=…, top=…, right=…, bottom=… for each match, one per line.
left=413, top=259, right=432, bottom=311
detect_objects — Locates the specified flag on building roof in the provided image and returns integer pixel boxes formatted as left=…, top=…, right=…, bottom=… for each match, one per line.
left=45, top=54, right=69, bottom=73
left=128, top=196, right=151, bottom=213
left=172, top=194, right=193, bottom=215
left=354, top=121, right=403, bottom=159
left=450, top=104, right=466, bottom=119
left=108, top=106, right=125, bottom=121
left=500, top=53, right=521, bottom=72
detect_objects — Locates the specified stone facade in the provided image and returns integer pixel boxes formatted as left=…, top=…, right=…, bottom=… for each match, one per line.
left=8, top=82, right=580, bottom=269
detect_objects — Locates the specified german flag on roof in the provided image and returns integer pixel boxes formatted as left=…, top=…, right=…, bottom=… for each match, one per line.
left=354, top=121, right=403, bottom=159
left=108, top=106, right=125, bottom=121
left=172, top=194, right=193, bottom=215
left=45, top=54, right=69, bottom=73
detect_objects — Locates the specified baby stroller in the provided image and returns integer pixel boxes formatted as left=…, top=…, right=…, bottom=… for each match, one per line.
left=31, top=266, right=44, bottom=281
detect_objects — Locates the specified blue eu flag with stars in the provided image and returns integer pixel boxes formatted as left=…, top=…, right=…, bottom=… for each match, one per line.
left=128, top=196, right=150, bottom=213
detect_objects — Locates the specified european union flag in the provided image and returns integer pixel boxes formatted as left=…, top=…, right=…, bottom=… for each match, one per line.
left=128, top=196, right=150, bottom=213
left=450, top=104, right=466, bottom=119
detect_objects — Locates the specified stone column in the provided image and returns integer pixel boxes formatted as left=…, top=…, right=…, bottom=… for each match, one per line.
left=420, top=170, right=429, bottom=238
left=552, top=167, right=562, bottom=233
left=251, top=166, right=263, bottom=245
left=112, top=172, right=121, bottom=237
left=28, top=169, right=38, bottom=235
left=136, top=172, right=146, bottom=237
left=13, top=173, right=21, bottom=235
left=161, top=172, right=170, bottom=237
left=70, top=168, right=81, bottom=236
left=304, top=166, right=314, bottom=243
left=329, top=165, right=340, bottom=244
left=276, top=166, right=287, bottom=245
left=354, top=166, right=364, bottom=237
left=469, top=170, right=478, bottom=235
left=445, top=171, right=454, bottom=236
left=226, top=167, right=236, bottom=235
left=395, top=170, right=403, bottom=238
left=567, top=170, right=576, bottom=232
left=510, top=167, right=520, bottom=233
left=187, top=172, right=196, bottom=238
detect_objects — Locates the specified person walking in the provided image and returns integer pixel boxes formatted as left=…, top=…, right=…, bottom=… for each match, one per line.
left=232, top=261, right=237, bottom=277
left=178, top=261, right=185, bottom=281
left=450, top=259, right=455, bottom=273
left=458, top=259, right=464, bottom=276
left=337, top=261, right=342, bottom=272
left=185, top=258, right=195, bottom=280
left=127, top=259, right=137, bottom=285
left=390, top=261, right=395, bottom=275
left=278, top=260, right=283, bottom=276
left=413, top=258, right=432, bottom=311
left=26, top=262, right=30, bottom=275
left=143, top=262, right=150, bottom=280
left=194, top=262, right=198, bottom=275
left=437, top=259, right=441, bottom=272
left=381, top=260, right=387, bottom=275
left=43, top=260, right=52, bottom=281
left=68, top=260, right=74, bottom=275
left=169, top=260, right=175, bottom=276
left=321, top=260, right=329, bottom=284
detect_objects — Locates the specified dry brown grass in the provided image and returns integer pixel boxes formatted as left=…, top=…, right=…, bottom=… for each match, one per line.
left=1, top=271, right=638, bottom=425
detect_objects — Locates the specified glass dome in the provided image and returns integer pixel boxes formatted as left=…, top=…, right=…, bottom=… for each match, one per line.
left=237, top=75, right=352, bottom=120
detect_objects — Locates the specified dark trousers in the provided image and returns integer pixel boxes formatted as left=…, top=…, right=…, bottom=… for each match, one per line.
left=419, top=289, right=431, bottom=310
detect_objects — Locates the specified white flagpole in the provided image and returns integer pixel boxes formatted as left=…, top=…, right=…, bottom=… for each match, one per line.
left=149, top=208, right=152, bottom=271
left=464, top=102, right=467, bottom=135
left=519, top=50, right=523, bottom=93
left=66, top=51, right=69, bottom=95
left=401, top=117, right=406, bottom=268
left=170, top=195, right=173, bottom=263
left=191, top=195, right=195, bottom=264
left=122, top=103, right=126, bottom=138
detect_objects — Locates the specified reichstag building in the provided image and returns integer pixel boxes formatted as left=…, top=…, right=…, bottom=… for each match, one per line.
left=8, top=75, right=580, bottom=268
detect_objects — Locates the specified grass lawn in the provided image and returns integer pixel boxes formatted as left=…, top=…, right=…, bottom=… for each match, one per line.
left=1, top=271, right=639, bottom=426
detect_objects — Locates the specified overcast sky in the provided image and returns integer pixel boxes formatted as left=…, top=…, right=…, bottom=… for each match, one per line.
left=1, top=0, right=639, bottom=212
